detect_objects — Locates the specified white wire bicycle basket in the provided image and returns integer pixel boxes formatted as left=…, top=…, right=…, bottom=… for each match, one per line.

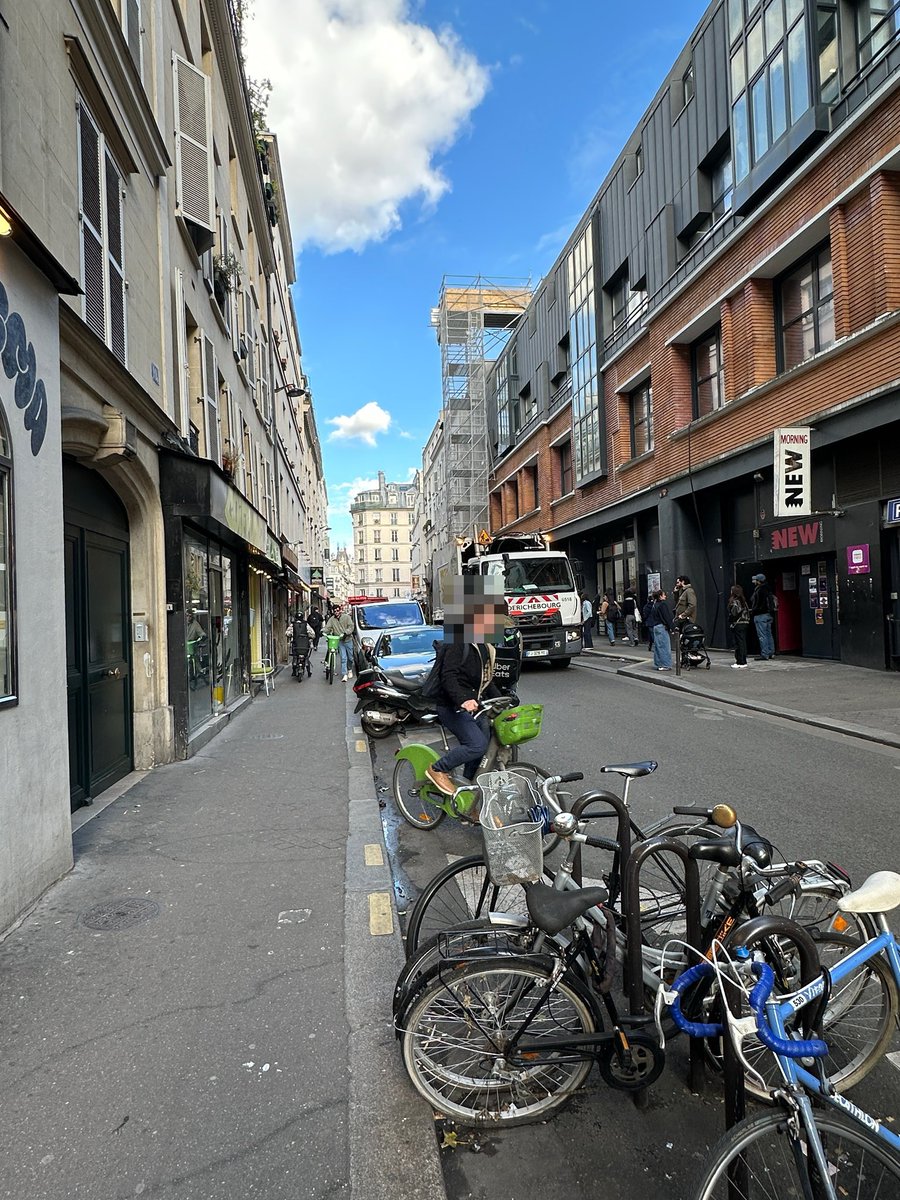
left=478, top=770, right=543, bottom=886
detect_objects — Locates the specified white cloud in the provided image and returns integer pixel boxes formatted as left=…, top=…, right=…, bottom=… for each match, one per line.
left=244, top=1, right=490, bottom=252
left=327, top=401, right=392, bottom=445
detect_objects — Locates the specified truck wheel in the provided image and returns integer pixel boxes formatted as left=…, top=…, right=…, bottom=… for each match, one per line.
left=550, top=658, right=572, bottom=669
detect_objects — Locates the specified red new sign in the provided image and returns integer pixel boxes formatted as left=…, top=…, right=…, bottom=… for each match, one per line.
left=770, top=521, right=821, bottom=552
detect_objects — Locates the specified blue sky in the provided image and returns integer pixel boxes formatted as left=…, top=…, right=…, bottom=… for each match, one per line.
left=246, top=1, right=711, bottom=550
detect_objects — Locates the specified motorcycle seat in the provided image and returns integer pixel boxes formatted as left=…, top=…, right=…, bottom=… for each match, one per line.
left=384, top=673, right=425, bottom=694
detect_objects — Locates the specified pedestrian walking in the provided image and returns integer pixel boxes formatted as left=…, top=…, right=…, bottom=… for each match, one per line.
left=727, top=583, right=751, bottom=668
left=674, top=575, right=697, bottom=628
left=581, top=592, right=594, bottom=648
left=307, top=606, right=323, bottom=650
left=599, top=590, right=620, bottom=645
left=592, top=590, right=604, bottom=635
left=749, top=573, right=776, bottom=661
left=622, top=586, right=639, bottom=645
left=323, top=604, right=355, bottom=680
left=644, top=588, right=675, bottom=671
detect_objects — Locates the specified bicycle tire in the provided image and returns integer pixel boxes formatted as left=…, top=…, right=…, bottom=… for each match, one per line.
left=392, top=757, right=446, bottom=829
left=400, top=957, right=598, bottom=1127
left=693, top=1109, right=900, bottom=1199
left=405, top=854, right=531, bottom=955
left=326, top=652, right=334, bottom=685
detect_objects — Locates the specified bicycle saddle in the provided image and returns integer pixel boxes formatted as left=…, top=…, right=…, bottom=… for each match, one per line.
left=599, top=760, right=658, bottom=779
left=525, top=882, right=608, bottom=935
left=839, top=870, right=900, bottom=914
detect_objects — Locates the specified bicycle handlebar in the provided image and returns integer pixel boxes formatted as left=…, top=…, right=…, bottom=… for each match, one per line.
left=747, top=962, right=829, bottom=1060
left=666, top=961, right=723, bottom=1038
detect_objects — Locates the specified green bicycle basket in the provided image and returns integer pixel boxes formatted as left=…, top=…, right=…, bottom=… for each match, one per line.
left=493, top=704, right=543, bottom=746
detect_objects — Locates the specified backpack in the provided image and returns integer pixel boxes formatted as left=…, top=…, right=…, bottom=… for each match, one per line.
left=767, top=592, right=779, bottom=616
left=419, top=642, right=472, bottom=700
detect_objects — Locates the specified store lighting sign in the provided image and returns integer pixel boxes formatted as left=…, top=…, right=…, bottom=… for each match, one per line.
left=773, top=427, right=811, bottom=519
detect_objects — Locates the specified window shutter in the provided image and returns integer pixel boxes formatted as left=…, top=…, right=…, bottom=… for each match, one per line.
left=201, top=332, right=219, bottom=464
left=174, top=269, right=190, bottom=434
left=244, top=291, right=256, bottom=387
left=77, top=100, right=106, bottom=343
left=173, top=54, right=213, bottom=233
left=105, top=150, right=126, bottom=364
left=258, top=331, right=270, bottom=421
left=124, top=0, right=142, bottom=75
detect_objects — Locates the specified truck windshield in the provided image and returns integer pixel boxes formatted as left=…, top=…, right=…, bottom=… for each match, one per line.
left=485, top=559, right=575, bottom=592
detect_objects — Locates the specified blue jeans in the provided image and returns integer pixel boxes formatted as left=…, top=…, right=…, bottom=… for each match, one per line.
left=605, top=620, right=616, bottom=645
left=651, top=624, right=672, bottom=669
left=754, top=614, right=774, bottom=659
left=339, top=637, right=353, bottom=674
left=433, top=706, right=491, bottom=781
left=583, top=619, right=594, bottom=648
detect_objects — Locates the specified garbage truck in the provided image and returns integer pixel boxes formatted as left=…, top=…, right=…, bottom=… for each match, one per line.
left=460, top=532, right=582, bottom=668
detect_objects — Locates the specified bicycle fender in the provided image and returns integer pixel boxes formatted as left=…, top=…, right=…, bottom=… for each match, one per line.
left=394, top=742, right=441, bottom=775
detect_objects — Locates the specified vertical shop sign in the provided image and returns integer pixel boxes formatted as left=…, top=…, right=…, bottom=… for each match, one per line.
left=773, top=427, right=811, bottom=518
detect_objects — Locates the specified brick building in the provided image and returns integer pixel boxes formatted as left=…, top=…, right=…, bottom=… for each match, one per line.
left=486, top=0, right=900, bottom=669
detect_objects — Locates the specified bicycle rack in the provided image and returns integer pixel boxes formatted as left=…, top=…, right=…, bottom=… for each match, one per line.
left=722, top=914, right=823, bottom=1132
left=568, top=790, right=631, bottom=893
left=624, top=838, right=703, bottom=1102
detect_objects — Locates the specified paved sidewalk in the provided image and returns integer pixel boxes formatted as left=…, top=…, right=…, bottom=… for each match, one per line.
left=0, top=670, right=443, bottom=1200
left=580, top=639, right=900, bottom=747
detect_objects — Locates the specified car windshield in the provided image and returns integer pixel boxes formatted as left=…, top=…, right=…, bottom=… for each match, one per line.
left=377, top=628, right=443, bottom=657
left=485, top=558, right=575, bottom=592
left=356, top=602, right=424, bottom=629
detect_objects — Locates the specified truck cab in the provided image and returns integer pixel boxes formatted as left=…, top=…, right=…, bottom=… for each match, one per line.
left=463, top=534, right=581, bottom=667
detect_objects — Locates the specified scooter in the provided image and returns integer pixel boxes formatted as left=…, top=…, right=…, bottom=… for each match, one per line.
left=352, top=666, right=438, bottom=739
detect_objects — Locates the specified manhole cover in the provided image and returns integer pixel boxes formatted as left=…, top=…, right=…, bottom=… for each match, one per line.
left=79, top=898, right=160, bottom=931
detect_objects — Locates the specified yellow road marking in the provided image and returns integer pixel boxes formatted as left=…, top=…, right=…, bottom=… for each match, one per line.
left=364, top=843, right=384, bottom=867
left=368, top=892, right=393, bottom=936
left=355, top=739, right=367, bottom=753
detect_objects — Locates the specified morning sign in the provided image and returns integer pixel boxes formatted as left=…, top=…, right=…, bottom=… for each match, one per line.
left=774, top=426, right=811, bottom=518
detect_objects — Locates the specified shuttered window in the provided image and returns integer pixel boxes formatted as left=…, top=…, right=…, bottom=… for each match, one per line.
left=77, top=97, right=127, bottom=365
left=201, top=333, right=220, bottom=465
left=123, top=0, right=142, bottom=76
left=244, top=291, right=256, bottom=388
left=174, top=269, right=190, bottom=435
left=173, top=54, right=213, bottom=236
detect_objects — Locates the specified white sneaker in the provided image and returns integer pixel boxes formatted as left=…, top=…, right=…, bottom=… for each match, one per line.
left=341, top=673, right=349, bottom=682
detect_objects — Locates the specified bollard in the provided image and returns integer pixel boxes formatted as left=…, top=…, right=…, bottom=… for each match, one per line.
left=624, top=837, right=703, bottom=1102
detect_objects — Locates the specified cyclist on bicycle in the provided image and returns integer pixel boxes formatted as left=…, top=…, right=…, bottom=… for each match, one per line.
left=289, top=612, right=314, bottom=676
left=322, top=604, right=354, bottom=681
left=425, top=582, right=508, bottom=797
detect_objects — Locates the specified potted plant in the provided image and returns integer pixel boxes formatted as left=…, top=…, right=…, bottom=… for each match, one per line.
left=221, top=443, right=237, bottom=481
left=213, top=251, right=241, bottom=306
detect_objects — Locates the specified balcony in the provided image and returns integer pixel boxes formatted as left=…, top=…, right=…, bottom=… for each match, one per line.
left=549, top=378, right=572, bottom=412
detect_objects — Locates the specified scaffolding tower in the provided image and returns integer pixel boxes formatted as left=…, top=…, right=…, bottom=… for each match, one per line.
left=430, top=275, right=532, bottom=547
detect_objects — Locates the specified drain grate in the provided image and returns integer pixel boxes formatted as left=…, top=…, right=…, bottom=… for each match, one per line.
left=80, top=898, right=161, bottom=931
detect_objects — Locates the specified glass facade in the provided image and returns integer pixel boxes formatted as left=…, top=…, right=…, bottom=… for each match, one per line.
left=0, top=411, right=12, bottom=703
left=778, top=244, right=835, bottom=369
left=567, top=225, right=602, bottom=482
left=729, top=0, right=810, bottom=184
left=857, top=0, right=899, bottom=67
left=184, top=529, right=243, bottom=732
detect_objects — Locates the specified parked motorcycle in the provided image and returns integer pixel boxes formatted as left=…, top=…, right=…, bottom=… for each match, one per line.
left=352, top=666, right=438, bottom=739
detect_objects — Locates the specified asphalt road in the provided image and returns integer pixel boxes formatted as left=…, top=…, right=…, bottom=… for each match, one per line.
left=370, top=657, right=900, bottom=1200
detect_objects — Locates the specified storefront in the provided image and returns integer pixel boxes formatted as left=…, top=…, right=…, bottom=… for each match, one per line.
left=160, top=450, right=282, bottom=757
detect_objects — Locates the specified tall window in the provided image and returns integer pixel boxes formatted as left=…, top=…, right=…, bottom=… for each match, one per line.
left=77, top=97, right=127, bottom=363
left=567, top=224, right=602, bottom=482
left=0, top=407, right=14, bottom=705
left=682, top=62, right=696, bottom=106
left=692, top=328, right=725, bottom=417
left=556, top=440, right=573, bottom=497
left=629, top=383, right=653, bottom=458
left=728, top=0, right=809, bottom=184
left=778, top=244, right=834, bottom=369
left=121, top=0, right=143, bottom=76
left=816, top=3, right=840, bottom=102
left=857, top=1, right=899, bottom=66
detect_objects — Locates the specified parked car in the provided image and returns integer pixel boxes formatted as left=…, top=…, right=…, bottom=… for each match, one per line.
left=368, top=624, right=444, bottom=680
left=351, top=598, right=426, bottom=671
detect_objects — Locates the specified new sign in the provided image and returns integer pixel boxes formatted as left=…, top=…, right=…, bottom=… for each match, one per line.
left=773, top=427, right=811, bottom=518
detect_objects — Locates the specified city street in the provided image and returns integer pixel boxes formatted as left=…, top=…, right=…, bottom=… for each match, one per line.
left=372, top=658, right=900, bottom=1200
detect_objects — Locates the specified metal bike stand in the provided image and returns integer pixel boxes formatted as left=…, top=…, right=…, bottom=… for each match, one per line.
left=568, top=790, right=632, bottom=890
left=724, top=915, right=822, bottom=1133
left=624, top=838, right=703, bottom=1103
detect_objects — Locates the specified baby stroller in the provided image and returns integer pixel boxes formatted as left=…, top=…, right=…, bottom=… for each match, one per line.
left=678, top=621, right=711, bottom=670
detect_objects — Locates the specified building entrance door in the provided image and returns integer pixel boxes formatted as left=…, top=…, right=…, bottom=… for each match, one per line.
left=796, top=556, right=839, bottom=659
left=64, top=462, right=133, bottom=809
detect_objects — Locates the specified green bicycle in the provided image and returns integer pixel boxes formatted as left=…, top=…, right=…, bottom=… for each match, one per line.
left=324, top=632, right=341, bottom=685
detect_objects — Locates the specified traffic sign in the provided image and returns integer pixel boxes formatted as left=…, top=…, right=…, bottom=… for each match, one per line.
left=479, top=528, right=491, bottom=545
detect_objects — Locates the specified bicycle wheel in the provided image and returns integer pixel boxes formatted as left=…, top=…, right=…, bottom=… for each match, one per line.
left=405, top=854, right=530, bottom=955
left=693, top=1109, right=900, bottom=1198
left=325, top=652, right=334, bottom=684
left=400, top=958, right=598, bottom=1127
left=392, top=757, right=446, bottom=830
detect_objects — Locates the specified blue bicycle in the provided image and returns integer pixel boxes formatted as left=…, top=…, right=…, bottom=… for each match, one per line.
left=668, top=869, right=900, bottom=1199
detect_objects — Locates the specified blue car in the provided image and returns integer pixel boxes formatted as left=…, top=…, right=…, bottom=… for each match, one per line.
left=369, top=625, right=444, bottom=681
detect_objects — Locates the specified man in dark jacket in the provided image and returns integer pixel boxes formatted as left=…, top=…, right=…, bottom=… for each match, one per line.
left=749, top=573, right=776, bottom=660
left=425, top=602, right=505, bottom=796
left=307, top=606, right=323, bottom=650
left=645, top=589, right=675, bottom=671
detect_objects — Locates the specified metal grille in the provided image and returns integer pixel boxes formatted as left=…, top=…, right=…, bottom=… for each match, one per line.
left=80, top=898, right=160, bottom=931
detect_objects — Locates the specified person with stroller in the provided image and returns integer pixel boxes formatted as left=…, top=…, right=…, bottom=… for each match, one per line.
left=673, top=575, right=697, bottom=628
left=727, top=584, right=751, bottom=669
left=644, top=588, right=675, bottom=671
left=622, top=586, right=639, bottom=645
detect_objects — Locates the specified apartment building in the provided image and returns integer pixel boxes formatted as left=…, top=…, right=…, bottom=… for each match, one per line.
left=487, top=0, right=900, bottom=670
left=351, top=471, right=419, bottom=599
left=0, top=0, right=324, bottom=930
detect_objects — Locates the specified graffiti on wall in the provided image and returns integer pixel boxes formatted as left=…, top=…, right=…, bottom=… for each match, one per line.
left=0, top=277, right=48, bottom=455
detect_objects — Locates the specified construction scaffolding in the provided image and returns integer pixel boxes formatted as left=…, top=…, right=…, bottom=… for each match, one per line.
left=430, top=275, right=532, bottom=549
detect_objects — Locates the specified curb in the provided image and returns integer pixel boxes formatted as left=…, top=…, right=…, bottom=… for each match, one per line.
left=342, top=686, right=448, bottom=1200
left=595, top=659, right=900, bottom=751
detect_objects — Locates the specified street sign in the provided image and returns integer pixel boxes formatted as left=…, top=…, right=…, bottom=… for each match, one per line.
left=886, top=498, right=900, bottom=525
left=774, top=427, right=811, bottom=518
left=479, top=528, right=492, bottom=545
